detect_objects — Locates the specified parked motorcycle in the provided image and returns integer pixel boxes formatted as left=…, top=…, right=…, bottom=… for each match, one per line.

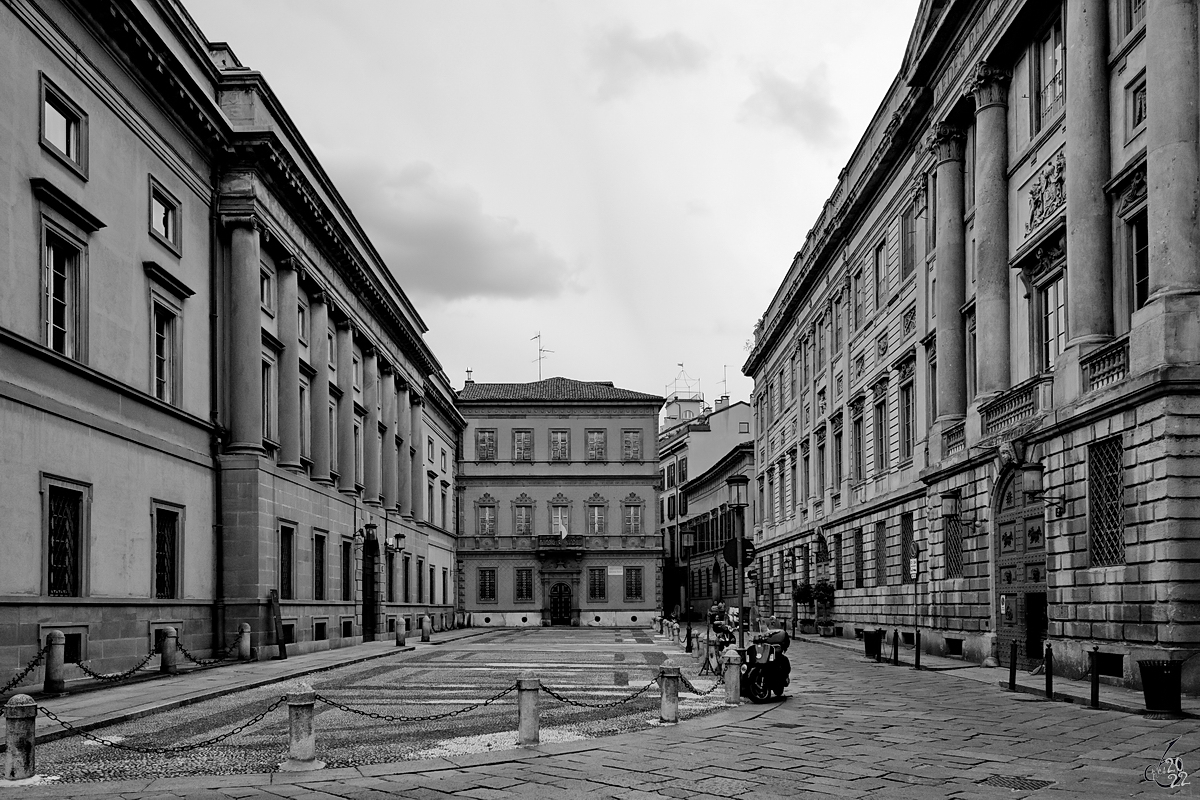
left=740, top=628, right=790, bottom=703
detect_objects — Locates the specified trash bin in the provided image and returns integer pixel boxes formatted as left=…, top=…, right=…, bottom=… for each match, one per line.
left=864, top=629, right=885, bottom=659
left=1138, top=660, right=1183, bottom=717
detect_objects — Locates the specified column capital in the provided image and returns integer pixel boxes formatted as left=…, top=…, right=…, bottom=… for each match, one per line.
left=379, top=361, right=395, bottom=377
left=927, top=122, right=966, bottom=163
left=277, top=253, right=299, bottom=271
left=970, top=61, right=1011, bottom=110
left=308, top=287, right=327, bottom=306
left=335, top=318, right=355, bottom=333
left=220, top=213, right=259, bottom=232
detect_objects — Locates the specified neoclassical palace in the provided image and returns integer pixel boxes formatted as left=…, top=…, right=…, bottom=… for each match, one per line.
left=0, top=0, right=461, bottom=679
left=743, top=0, right=1200, bottom=691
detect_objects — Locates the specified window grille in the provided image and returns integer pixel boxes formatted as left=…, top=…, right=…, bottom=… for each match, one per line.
left=624, top=567, right=643, bottom=601
left=154, top=509, right=178, bottom=599
left=1089, top=438, right=1126, bottom=566
left=816, top=534, right=829, bottom=564
left=900, top=513, right=914, bottom=584
left=833, top=532, right=844, bottom=590
left=589, top=568, right=607, bottom=601
left=478, top=568, right=496, bottom=601
left=314, top=534, right=326, bottom=601
left=342, top=540, right=353, bottom=602
left=47, top=486, right=82, bottom=597
left=280, top=525, right=294, bottom=599
left=387, top=553, right=395, bottom=603
left=853, top=528, right=864, bottom=587
left=516, top=568, right=533, bottom=601
left=874, top=520, right=887, bottom=586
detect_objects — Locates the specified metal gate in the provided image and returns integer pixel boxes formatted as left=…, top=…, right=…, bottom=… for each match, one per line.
left=995, top=469, right=1047, bottom=670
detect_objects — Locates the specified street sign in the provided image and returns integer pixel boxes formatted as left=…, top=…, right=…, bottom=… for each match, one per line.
left=722, top=537, right=756, bottom=567
left=909, top=557, right=918, bottom=578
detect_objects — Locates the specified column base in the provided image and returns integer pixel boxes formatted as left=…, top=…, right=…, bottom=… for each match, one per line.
left=1130, top=291, right=1200, bottom=375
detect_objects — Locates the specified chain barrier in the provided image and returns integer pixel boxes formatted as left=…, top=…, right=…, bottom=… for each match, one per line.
left=541, top=679, right=657, bottom=709
left=37, top=695, right=286, bottom=754
left=176, top=637, right=240, bottom=669
left=1, top=643, right=49, bottom=696
left=315, top=683, right=517, bottom=723
left=73, top=651, right=156, bottom=683
left=679, top=671, right=724, bottom=697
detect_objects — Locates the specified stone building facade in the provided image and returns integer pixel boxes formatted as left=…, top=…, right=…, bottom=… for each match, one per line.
left=743, top=0, right=1200, bottom=692
left=456, top=378, right=663, bottom=627
left=0, top=0, right=461, bottom=683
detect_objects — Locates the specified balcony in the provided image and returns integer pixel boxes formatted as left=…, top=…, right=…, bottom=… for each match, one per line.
left=942, top=421, right=966, bottom=455
left=980, top=374, right=1052, bottom=437
left=1080, top=336, right=1129, bottom=393
left=537, top=535, right=584, bottom=550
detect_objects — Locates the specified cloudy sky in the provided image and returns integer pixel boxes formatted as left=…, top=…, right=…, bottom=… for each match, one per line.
left=187, top=1, right=920, bottom=404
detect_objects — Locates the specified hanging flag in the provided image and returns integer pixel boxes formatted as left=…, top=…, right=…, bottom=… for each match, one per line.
left=556, top=520, right=568, bottom=539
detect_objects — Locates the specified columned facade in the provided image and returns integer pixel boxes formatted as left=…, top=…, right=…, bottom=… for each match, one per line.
left=227, top=218, right=264, bottom=454
left=931, top=123, right=967, bottom=423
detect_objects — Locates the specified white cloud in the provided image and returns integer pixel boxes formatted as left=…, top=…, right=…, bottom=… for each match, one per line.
left=328, top=160, right=577, bottom=303
left=588, top=23, right=710, bottom=100
left=739, top=65, right=843, bottom=146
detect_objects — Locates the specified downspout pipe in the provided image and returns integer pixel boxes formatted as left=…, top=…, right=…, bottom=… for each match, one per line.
left=209, top=163, right=226, bottom=653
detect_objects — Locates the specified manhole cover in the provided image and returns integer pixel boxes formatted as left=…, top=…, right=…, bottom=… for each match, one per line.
left=979, top=776, right=1055, bottom=790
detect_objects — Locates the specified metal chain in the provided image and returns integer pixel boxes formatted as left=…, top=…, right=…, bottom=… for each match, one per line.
left=73, top=651, right=156, bottom=683
left=37, top=696, right=286, bottom=754
left=176, top=637, right=239, bottom=668
left=541, top=680, right=657, bottom=709
left=0, top=644, right=49, bottom=696
left=679, top=672, right=724, bottom=696
left=316, top=683, right=516, bottom=723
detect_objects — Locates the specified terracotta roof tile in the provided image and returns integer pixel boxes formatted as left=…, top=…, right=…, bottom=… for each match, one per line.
left=457, top=377, right=663, bottom=404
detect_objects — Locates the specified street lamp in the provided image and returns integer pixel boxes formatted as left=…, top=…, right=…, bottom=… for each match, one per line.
left=726, top=473, right=749, bottom=651
left=682, top=527, right=695, bottom=653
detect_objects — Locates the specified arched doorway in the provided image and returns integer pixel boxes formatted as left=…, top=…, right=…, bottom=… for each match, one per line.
left=549, top=582, right=572, bottom=625
left=995, top=469, right=1047, bottom=670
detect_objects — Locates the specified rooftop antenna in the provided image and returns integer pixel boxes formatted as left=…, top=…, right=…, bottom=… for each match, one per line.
left=721, top=365, right=729, bottom=398
left=465, top=367, right=473, bottom=382
left=532, top=332, right=553, bottom=380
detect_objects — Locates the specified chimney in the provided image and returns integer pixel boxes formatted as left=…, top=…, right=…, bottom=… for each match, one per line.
left=714, top=395, right=729, bottom=411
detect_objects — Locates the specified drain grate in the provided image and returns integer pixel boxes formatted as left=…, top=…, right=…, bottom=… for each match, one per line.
left=979, top=775, right=1055, bottom=791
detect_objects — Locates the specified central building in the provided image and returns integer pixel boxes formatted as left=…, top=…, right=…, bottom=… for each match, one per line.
left=456, top=377, right=663, bottom=626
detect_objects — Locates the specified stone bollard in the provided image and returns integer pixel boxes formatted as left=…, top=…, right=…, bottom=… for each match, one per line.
left=43, top=630, right=65, bottom=694
left=160, top=627, right=178, bottom=675
left=421, top=616, right=431, bottom=643
left=723, top=651, right=742, bottom=705
left=238, top=623, right=252, bottom=662
left=395, top=618, right=406, bottom=647
left=4, top=694, right=37, bottom=781
left=659, top=667, right=680, bottom=724
left=657, top=617, right=664, bottom=634
left=279, top=682, right=324, bottom=772
left=517, top=672, right=540, bottom=746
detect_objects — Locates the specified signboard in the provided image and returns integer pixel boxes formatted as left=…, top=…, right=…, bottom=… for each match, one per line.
left=722, top=537, right=756, bottom=567
left=607, top=566, right=622, bottom=576
left=909, top=557, right=918, bottom=578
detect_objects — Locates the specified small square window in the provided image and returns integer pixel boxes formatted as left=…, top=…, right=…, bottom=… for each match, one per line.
left=260, top=268, right=275, bottom=314
left=297, top=302, right=308, bottom=344
left=148, top=177, right=181, bottom=255
left=40, top=74, right=88, bottom=179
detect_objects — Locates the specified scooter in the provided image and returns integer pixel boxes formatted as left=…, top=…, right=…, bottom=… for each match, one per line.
left=740, top=628, right=791, bottom=703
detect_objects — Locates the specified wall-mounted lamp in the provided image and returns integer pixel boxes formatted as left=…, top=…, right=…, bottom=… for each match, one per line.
left=1024, top=490, right=1066, bottom=518
left=385, top=533, right=406, bottom=552
left=353, top=521, right=377, bottom=543
left=940, top=493, right=984, bottom=529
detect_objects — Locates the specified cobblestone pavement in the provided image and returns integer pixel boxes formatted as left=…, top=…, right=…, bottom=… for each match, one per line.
left=23, top=628, right=725, bottom=784
left=6, top=632, right=1198, bottom=798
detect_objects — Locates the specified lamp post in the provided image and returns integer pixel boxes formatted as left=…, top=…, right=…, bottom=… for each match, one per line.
left=726, top=473, right=749, bottom=651
left=682, top=527, right=694, bottom=653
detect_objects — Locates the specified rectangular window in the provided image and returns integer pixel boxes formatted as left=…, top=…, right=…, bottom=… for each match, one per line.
left=852, top=409, right=865, bottom=482
left=1089, top=438, right=1126, bottom=566
left=314, top=533, right=326, bottom=601
left=666, top=463, right=676, bottom=488
left=297, top=302, right=308, bottom=344
left=874, top=239, right=887, bottom=309
left=1129, top=78, right=1147, bottom=135
left=515, top=505, right=532, bottom=536
left=417, top=559, right=424, bottom=601
left=353, top=414, right=364, bottom=485
left=152, top=303, right=177, bottom=404
left=1038, top=276, right=1066, bottom=371
left=873, top=396, right=889, bottom=473
left=148, top=178, right=181, bottom=254
left=928, top=354, right=939, bottom=426
left=262, top=357, right=277, bottom=444
left=299, top=379, right=311, bottom=458
left=816, top=315, right=827, bottom=369
left=478, top=568, right=497, bottom=602
left=513, top=430, right=533, bottom=461
left=402, top=555, right=411, bottom=603
left=622, top=430, right=642, bottom=461
left=515, top=567, right=534, bottom=602
left=550, top=429, right=570, bottom=461
left=624, top=567, right=643, bottom=601
left=40, top=74, right=87, bottom=176
left=327, top=330, right=336, bottom=370
left=832, top=298, right=843, bottom=351
left=280, top=524, right=295, bottom=600
left=789, top=458, right=798, bottom=511
left=899, top=379, right=914, bottom=464
left=852, top=271, right=863, bottom=330
left=341, top=539, right=353, bottom=602
left=927, top=172, right=938, bottom=249
left=589, top=567, right=607, bottom=601
left=588, top=505, right=606, bottom=535
left=853, top=528, right=864, bottom=588
left=801, top=450, right=810, bottom=503
left=260, top=268, right=274, bottom=314
left=478, top=505, right=496, bottom=536
left=834, top=532, right=844, bottom=590
left=429, top=566, right=435, bottom=604
left=1122, top=0, right=1147, bottom=37
left=44, top=228, right=81, bottom=358
left=945, top=507, right=963, bottom=579
left=476, top=429, right=497, bottom=461
left=1130, top=211, right=1150, bottom=312
left=832, top=430, right=843, bottom=486
left=440, top=449, right=447, bottom=472
left=153, top=506, right=180, bottom=599
left=587, top=430, right=607, bottom=461
left=552, top=505, right=569, bottom=537
left=816, top=441, right=826, bottom=495
left=386, top=552, right=395, bottom=603
left=900, top=513, right=914, bottom=585
left=966, top=310, right=978, bottom=397
left=901, top=205, right=917, bottom=279
left=328, top=399, right=339, bottom=473
left=353, top=355, right=362, bottom=391
left=678, top=457, right=688, bottom=483
left=624, top=505, right=642, bottom=535
left=1034, top=17, right=1065, bottom=131
left=874, top=520, right=887, bottom=586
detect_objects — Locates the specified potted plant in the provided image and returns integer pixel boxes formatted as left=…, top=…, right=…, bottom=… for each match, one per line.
left=793, top=583, right=816, bottom=633
left=814, top=580, right=835, bottom=636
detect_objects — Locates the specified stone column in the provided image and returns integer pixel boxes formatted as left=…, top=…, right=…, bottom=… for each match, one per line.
left=1066, top=0, right=1114, bottom=345
left=1146, top=0, right=1200, bottom=296
left=930, top=123, right=968, bottom=420
left=309, top=294, right=332, bottom=484
left=336, top=321, right=356, bottom=494
left=277, top=258, right=302, bottom=469
left=398, top=381, right=413, bottom=517
left=363, top=349, right=381, bottom=505
left=381, top=366, right=398, bottom=509
left=971, top=63, right=1012, bottom=395
left=411, top=394, right=426, bottom=522
left=226, top=217, right=263, bottom=453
